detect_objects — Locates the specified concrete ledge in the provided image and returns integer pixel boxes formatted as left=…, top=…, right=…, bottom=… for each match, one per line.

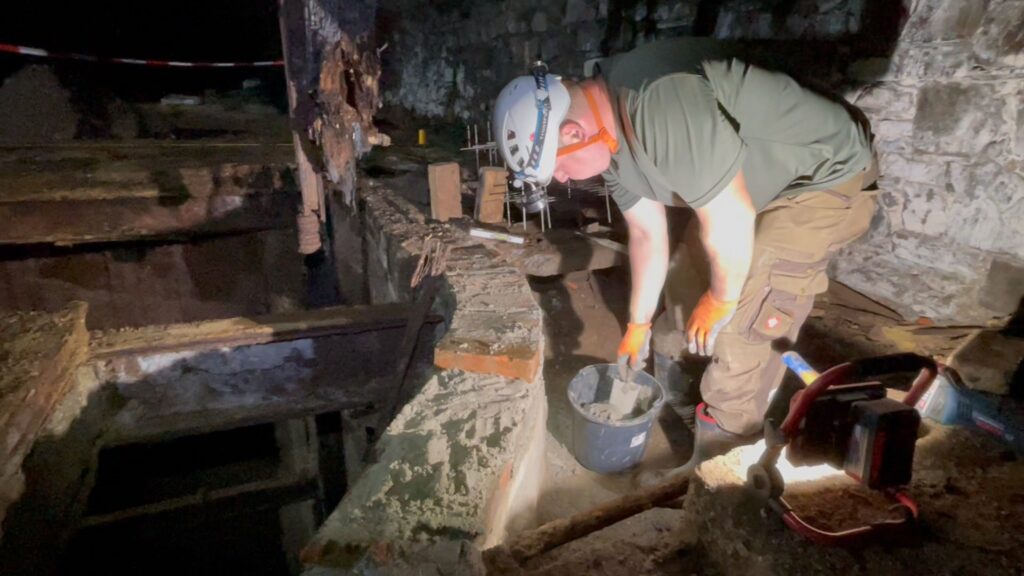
left=307, top=177, right=548, bottom=573
left=302, top=371, right=545, bottom=571
left=0, top=302, right=89, bottom=542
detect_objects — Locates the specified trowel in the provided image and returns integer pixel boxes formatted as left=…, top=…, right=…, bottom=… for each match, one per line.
left=610, top=362, right=642, bottom=419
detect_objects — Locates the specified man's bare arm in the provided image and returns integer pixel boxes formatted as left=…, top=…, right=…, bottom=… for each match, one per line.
left=694, top=170, right=756, bottom=303
left=623, top=197, right=670, bottom=324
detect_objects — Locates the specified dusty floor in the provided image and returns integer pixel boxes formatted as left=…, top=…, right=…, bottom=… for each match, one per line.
left=527, top=265, right=1024, bottom=575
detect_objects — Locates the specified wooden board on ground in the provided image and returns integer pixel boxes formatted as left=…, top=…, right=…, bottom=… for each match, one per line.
left=476, top=167, right=507, bottom=223
left=427, top=162, right=463, bottom=221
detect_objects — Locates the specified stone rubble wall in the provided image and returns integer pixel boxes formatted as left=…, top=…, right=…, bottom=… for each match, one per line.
left=382, top=0, right=1024, bottom=324
left=829, top=0, right=1024, bottom=323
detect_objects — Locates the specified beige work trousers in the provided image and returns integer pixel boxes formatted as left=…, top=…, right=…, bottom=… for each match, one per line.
left=653, top=163, right=878, bottom=436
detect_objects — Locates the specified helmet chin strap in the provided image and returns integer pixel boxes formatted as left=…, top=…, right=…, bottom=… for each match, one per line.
left=556, top=83, right=619, bottom=158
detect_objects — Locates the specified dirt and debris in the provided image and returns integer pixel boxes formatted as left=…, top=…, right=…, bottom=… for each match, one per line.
left=0, top=66, right=78, bottom=144
left=527, top=267, right=1024, bottom=575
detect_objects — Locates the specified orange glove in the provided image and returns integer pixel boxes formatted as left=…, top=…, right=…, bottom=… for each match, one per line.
left=686, top=292, right=738, bottom=357
left=616, top=322, right=652, bottom=378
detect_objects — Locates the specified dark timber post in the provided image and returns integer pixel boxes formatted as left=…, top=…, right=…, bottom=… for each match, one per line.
left=278, top=0, right=325, bottom=255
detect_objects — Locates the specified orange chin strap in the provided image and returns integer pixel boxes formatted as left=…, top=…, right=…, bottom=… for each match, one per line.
left=555, top=84, right=619, bottom=158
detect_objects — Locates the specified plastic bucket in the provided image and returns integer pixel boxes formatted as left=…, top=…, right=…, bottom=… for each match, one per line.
left=567, top=363, right=665, bottom=474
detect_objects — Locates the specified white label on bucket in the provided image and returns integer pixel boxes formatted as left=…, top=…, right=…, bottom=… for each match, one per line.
left=630, top=432, right=647, bottom=448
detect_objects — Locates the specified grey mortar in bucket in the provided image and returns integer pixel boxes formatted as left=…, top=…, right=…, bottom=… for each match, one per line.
left=567, top=363, right=665, bottom=474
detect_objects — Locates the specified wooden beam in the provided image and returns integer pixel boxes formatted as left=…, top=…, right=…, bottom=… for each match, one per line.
left=79, top=475, right=319, bottom=529
left=92, top=304, right=443, bottom=446
left=0, top=193, right=296, bottom=246
left=484, top=473, right=690, bottom=571
left=428, top=162, right=463, bottom=221
left=278, top=0, right=325, bottom=254
left=90, top=303, right=444, bottom=359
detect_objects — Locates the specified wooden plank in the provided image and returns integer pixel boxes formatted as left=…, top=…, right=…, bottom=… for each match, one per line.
left=279, top=0, right=324, bottom=254
left=105, top=392, right=379, bottom=447
left=0, top=193, right=296, bottom=246
left=475, top=167, right=507, bottom=223
left=79, top=475, right=319, bottom=529
left=90, top=302, right=443, bottom=358
left=484, top=472, right=690, bottom=571
left=428, top=162, right=463, bottom=221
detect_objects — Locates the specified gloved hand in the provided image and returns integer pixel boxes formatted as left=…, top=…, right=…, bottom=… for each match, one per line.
left=686, top=292, right=738, bottom=356
left=616, top=322, right=652, bottom=379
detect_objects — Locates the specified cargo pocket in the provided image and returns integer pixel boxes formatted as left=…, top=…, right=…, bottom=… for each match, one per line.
left=743, top=264, right=823, bottom=344
left=769, top=263, right=830, bottom=297
left=750, top=300, right=794, bottom=341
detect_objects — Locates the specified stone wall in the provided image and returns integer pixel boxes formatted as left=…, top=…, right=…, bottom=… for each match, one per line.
left=381, top=0, right=1024, bottom=324
left=379, top=0, right=707, bottom=121
left=832, top=0, right=1024, bottom=323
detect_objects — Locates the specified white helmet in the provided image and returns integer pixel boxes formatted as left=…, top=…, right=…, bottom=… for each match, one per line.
left=492, top=62, right=571, bottom=187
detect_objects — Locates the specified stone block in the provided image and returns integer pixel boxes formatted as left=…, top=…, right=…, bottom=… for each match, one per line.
left=898, top=182, right=950, bottom=236
left=979, top=257, right=1024, bottom=315
left=913, top=82, right=1005, bottom=156
left=947, top=164, right=1024, bottom=253
left=881, top=153, right=948, bottom=184
left=892, top=41, right=974, bottom=80
left=852, top=84, right=917, bottom=120
left=565, top=0, right=597, bottom=23
left=901, top=0, right=988, bottom=43
left=948, top=329, right=1024, bottom=395
left=531, top=12, right=548, bottom=32
left=655, top=0, right=696, bottom=29
left=1017, top=104, right=1024, bottom=157
left=973, top=0, right=1024, bottom=65
left=576, top=21, right=604, bottom=54
left=870, top=119, right=913, bottom=153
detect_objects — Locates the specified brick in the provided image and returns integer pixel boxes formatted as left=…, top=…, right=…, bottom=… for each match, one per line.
left=427, top=162, right=463, bottom=222
left=434, top=341, right=542, bottom=382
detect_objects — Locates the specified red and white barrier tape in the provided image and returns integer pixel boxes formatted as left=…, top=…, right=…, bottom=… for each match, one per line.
left=0, top=43, right=283, bottom=68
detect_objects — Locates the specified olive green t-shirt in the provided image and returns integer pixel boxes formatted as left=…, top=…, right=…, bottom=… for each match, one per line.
left=598, top=38, right=872, bottom=212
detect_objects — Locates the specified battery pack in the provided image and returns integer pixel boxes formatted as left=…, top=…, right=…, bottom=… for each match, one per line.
left=844, top=398, right=920, bottom=489
left=787, top=382, right=885, bottom=468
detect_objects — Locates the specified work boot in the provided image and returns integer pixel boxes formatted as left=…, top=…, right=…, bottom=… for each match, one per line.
left=637, top=402, right=760, bottom=487
left=653, top=351, right=698, bottom=430
left=690, top=403, right=760, bottom=462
